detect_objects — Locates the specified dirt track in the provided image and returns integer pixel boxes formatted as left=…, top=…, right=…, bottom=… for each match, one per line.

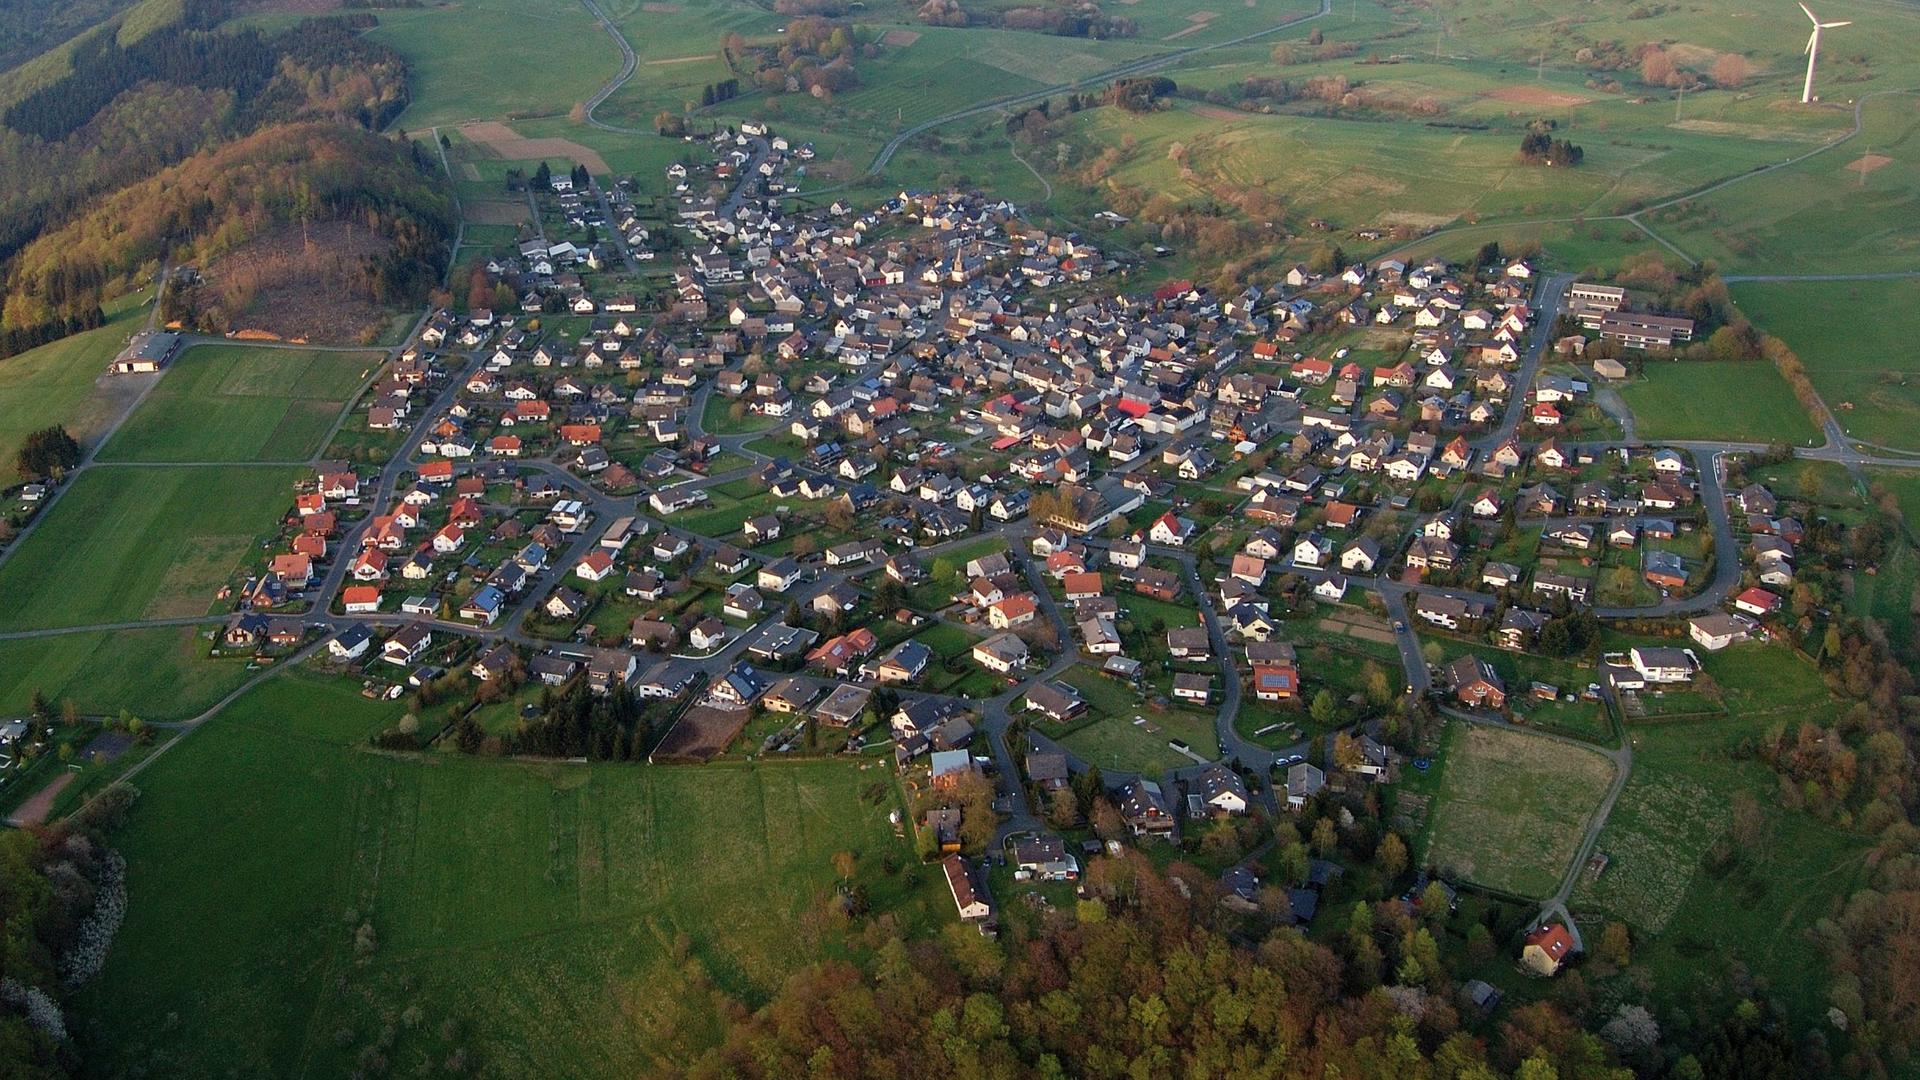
left=8, top=773, right=74, bottom=827
left=1485, top=85, right=1592, bottom=109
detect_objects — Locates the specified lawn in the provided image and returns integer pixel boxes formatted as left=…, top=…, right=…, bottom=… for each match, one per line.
left=1702, top=640, right=1837, bottom=718
left=1422, top=722, right=1616, bottom=900
left=0, top=294, right=148, bottom=471
left=0, top=464, right=297, bottom=630
left=1733, top=278, right=1920, bottom=451
left=1617, top=359, right=1820, bottom=445
left=1430, top=639, right=1611, bottom=745
left=1054, top=659, right=1219, bottom=773
left=77, top=667, right=937, bottom=1078
left=98, top=344, right=379, bottom=463
left=0, top=625, right=255, bottom=721
left=701, top=392, right=779, bottom=435
left=1056, top=707, right=1220, bottom=777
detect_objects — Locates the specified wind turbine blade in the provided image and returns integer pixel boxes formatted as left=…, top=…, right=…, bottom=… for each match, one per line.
left=1806, top=29, right=1818, bottom=52
left=1799, top=1, right=1818, bottom=22
left=1822, top=19, right=1852, bottom=27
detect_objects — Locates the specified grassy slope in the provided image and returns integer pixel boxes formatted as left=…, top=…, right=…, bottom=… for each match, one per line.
left=368, top=0, right=620, bottom=129
left=0, top=464, right=296, bottom=630
left=1647, top=93, right=1920, bottom=274
left=0, top=294, right=148, bottom=472
left=1617, top=360, right=1821, bottom=445
left=98, top=344, right=379, bottom=463
left=79, top=667, right=936, bottom=1078
left=1573, top=645, right=1867, bottom=1025
left=1732, top=278, right=1920, bottom=451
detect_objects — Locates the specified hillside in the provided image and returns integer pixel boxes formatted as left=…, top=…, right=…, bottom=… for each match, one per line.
left=0, top=0, right=413, bottom=352
left=0, top=0, right=139, bottom=74
left=2, top=122, right=452, bottom=341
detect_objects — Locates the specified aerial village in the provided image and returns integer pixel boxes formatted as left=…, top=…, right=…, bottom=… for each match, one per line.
left=115, top=120, right=1818, bottom=972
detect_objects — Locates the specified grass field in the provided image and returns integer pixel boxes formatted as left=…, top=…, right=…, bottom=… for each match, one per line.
left=1852, top=540, right=1918, bottom=655
left=1618, top=359, right=1821, bottom=445
left=79, top=667, right=936, bottom=1077
left=1868, top=467, right=1920, bottom=524
left=1573, top=651, right=1870, bottom=1024
left=1732, top=278, right=1920, bottom=451
left=1057, top=707, right=1220, bottom=776
left=98, top=344, right=379, bottom=463
left=0, top=625, right=253, bottom=721
left=369, top=0, right=619, bottom=129
left=0, top=296, right=148, bottom=472
left=1646, top=93, right=1920, bottom=275
left=0, top=464, right=297, bottom=631
left=1423, top=722, right=1615, bottom=899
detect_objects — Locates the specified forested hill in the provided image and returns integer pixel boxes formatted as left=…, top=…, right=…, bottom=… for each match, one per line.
left=0, top=0, right=140, bottom=73
left=2, top=122, right=454, bottom=334
left=0, top=0, right=422, bottom=354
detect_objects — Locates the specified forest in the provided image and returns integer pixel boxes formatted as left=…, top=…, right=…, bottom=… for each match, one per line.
left=3, top=122, right=452, bottom=336
left=0, top=0, right=137, bottom=73
left=677, top=851, right=1820, bottom=1079
left=0, top=785, right=139, bottom=1080
left=0, top=2, right=414, bottom=352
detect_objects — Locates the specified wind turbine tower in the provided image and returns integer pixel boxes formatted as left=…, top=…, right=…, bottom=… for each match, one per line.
left=1799, top=2, right=1852, bottom=103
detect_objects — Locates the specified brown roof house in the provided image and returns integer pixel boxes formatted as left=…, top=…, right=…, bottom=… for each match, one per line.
left=1446, top=654, right=1506, bottom=711
left=1522, top=922, right=1577, bottom=976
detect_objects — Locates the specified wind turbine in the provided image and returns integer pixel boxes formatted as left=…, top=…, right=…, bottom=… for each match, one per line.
left=1799, top=2, right=1852, bottom=103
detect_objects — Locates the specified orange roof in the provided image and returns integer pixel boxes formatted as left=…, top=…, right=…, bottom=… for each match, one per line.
left=1062, top=572, right=1103, bottom=595
left=1525, top=923, right=1575, bottom=960
left=992, top=594, right=1038, bottom=619
left=342, top=586, right=380, bottom=606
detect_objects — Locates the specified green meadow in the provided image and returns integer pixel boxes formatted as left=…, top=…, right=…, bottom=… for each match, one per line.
left=0, top=625, right=253, bottom=721
left=1573, top=646, right=1867, bottom=1026
left=368, top=0, right=620, bottom=129
left=78, top=668, right=936, bottom=1078
left=0, top=297, right=148, bottom=472
left=0, top=464, right=297, bottom=631
left=98, top=344, right=378, bottom=463
left=1645, top=93, right=1920, bottom=274
left=1733, top=278, right=1920, bottom=451
left=1618, top=359, right=1821, bottom=445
